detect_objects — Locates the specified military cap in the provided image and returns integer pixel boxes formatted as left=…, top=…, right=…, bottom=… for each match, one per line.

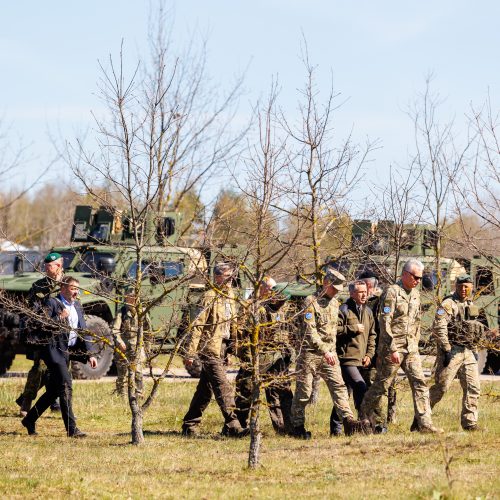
left=214, top=262, right=234, bottom=276
left=358, top=269, right=379, bottom=280
left=323, top=267, right=346, bottom=291
left=44, top=251, right=62, bottom=263
left=456, top=273, right=473, bottom=284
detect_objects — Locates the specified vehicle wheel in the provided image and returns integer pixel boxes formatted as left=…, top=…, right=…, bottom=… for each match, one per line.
left=71, top=315, right=113, bottom=380
left=185, top=356, right=202, bottom=378
left=0, top=327, right=18, bottom=376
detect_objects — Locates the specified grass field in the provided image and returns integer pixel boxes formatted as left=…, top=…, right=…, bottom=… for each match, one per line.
left=0, top=370, right=498, bottom=499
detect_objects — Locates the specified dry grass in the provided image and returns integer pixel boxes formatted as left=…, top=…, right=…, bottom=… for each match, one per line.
left=0, top=371, right=498, bottom=499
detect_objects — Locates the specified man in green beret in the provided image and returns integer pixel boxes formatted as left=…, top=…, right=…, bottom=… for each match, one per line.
left=428, top=274, right=486, bottom=430
left=16, top=252, right=64, bottom=415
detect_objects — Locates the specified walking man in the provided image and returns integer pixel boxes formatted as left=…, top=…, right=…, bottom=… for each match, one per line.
left=361, top=259, right=442, bottom=434
left=182, top=263, right=248, bottom=438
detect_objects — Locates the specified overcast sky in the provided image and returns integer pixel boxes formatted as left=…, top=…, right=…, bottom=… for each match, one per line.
left=2, top=0, right=498, bottom=196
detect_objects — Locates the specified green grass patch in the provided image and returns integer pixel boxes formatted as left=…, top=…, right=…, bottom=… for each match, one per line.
left=0, top=377, right=498, bottom=499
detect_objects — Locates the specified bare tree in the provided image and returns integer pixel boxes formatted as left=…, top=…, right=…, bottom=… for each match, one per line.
left=62, top=8, right=246, bottom=445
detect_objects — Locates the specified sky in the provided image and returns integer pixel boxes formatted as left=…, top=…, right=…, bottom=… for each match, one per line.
left=1, top=0, right=499, bottom=197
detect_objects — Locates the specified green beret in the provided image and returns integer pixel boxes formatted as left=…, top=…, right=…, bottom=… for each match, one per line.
left=44, top=252, right=62, bottom=263
left=456, top=273, right=472, bottom=284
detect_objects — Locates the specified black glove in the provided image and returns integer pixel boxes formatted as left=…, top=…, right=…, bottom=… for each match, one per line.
left=473, top=352, right=479, bottom=361
left=443, top=350, right=452, bottom=368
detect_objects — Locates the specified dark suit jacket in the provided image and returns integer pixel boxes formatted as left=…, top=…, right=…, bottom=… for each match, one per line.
left=40, top=296, right=93, bottom=365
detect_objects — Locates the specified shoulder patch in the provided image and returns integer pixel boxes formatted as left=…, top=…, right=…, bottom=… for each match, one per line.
left=305, top=312, right=313, bottom=320
left=436, top=308, right=445, bottom=316
left=275, top=314, right=281, bottom=321
left=383, top=306, right=391, bottom=314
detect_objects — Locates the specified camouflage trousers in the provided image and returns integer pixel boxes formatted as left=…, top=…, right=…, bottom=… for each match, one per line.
left=22, top=353, right=47, bottom=400
left=291, top=351, right=354, bottom=428
left=360, top=364, right=398, bottom=424
left=115, top=334, right=145, bottom=397
left=360, top=349, right=432, bottom=428
left=429, top=346, right=480, bottom=429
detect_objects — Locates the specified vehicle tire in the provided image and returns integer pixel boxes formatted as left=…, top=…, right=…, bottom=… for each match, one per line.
left=0, top=327, right=18, bottom=376
left=71, top=315, right=113, bottom=380
left=185, top=356, right=202, bottom=378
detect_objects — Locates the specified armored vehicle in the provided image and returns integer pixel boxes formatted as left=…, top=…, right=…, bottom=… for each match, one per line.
left=0, top=206, right=250, bottom=379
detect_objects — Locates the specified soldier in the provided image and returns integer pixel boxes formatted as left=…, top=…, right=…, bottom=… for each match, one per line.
left=16, top=252, right=64, bottom=416
left=330, top=280, right=376, bottom=435
left=235, top=277, right=294, bottom=435
left=361, top=258, right=442, bottom=434
left=358, top=271, right=398, bottom=427
left=113, top=290, right=150, bottom=398
left=290, top=268, right=369, bottom=439
left=428, top=274, right=486, bottom=431
left=182, top=263, right=248, bottom=438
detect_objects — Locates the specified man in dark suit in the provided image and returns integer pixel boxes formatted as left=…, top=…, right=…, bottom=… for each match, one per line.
left=21, top=276, right=97, bottom=437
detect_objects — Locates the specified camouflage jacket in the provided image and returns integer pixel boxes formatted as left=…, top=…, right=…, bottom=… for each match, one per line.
left=301, top=293, right=339, bottom=356
left=378, top=281, right=421, bottom=354
left=185, top=287, right=238, bottom=359
left=238, top=300, right=292, bottom=359
left=433, top=293, right=484, bottom=352
left=112, top=305, right=152, bottom=347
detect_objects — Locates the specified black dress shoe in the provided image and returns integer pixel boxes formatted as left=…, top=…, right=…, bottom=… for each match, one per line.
left=50, top=401, right=61, bottom=412
left=68, top=429, right=87, bottom=438
left=292, top=426, right=312, bottom=440
left=21, top=417, right=37, bottom=436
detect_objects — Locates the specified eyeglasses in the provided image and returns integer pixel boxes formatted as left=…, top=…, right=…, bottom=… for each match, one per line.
left=405, top=270, right=422, bottom=281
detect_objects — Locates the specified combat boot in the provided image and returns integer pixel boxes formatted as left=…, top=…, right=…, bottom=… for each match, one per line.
left=225, top=426, right=250, bottom=438
left=181, top=425, right=198, bottom=437
left=419, top=424, right=444, bottom=434
left=292, top=425, right=312, bottom=440
left=343, top=417, right=371, bottom=436
left=463, top=425, right=481, bottom=432
left=410, top=417, right=419, bottom=432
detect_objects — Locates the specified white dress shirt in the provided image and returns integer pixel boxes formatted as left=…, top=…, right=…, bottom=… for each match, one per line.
left=59, top=294, right=79, bottom=347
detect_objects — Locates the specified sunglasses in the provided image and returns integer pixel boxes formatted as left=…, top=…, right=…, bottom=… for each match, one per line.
left=405, top=270, right=422, bottom=281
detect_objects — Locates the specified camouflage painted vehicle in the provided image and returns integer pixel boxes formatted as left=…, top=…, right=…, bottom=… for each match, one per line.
left=0, top=206, right=251, bottom=379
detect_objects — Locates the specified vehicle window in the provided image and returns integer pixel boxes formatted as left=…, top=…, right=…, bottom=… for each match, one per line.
left=475, top=267, right=494, bottom=295
left=422, top=272, right=437, bottom=291
left=59, top=251, right=77, bottom=270
left=127, top=261, right=148, bottom=279
left=149, top=261, right=184, bottom=284
left=76, top=252, right=115, bottom=275
left=0, top=256, right=15, bottom=275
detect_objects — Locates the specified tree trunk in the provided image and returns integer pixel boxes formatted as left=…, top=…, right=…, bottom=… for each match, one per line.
left=309, top=374, right=321, bottom=405
left=248, top=403, right=262, bottom=469
left=130, top=399, right=144, bottom=445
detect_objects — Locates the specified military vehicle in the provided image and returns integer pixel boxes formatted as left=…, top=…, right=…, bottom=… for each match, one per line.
left=276, top=220, right=498, bottom=367
left=0, top=250, right=43, bottom=276
left=0, top=206, right=251, bottom=379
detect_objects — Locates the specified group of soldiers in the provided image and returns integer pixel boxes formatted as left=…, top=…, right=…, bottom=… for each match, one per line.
left=180, top=258, right=487, bottom=439
left=15, top=252, right=488, bottom=439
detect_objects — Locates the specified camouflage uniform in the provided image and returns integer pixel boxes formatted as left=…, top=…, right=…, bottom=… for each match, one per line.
left=18, top=276, right=62, bottom=411
left=235, top=300, right=294, bottom=434
left=113, top=305, right=150, bottom=398
left=359, top=290, right=398, bottom=424
left=182, top=288, right=245, bottom=435
left=361, top=280, right=434, bottom=429
left=429, top=292, right=483, bottom=429
left=290, top=293, right=355, bottom=429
